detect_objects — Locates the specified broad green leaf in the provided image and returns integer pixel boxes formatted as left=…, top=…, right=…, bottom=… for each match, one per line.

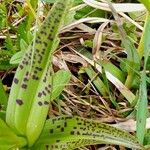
left=10, top=38, right=59, bottom=65
left=6, top=0, right=73, bottom=147
left=32, top=116, right=142, bottom=150
left=26, top=70, right=71, bottom=146
left=0, top=118, right=27, bottom=149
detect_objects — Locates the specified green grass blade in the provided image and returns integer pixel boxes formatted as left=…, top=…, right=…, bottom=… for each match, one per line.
left=32, top=116, right=142, bottom=150
left=80, top=48, right=125, bottom=82
left=0, top=79, right=8, bottom=110
left=136, top=13, right=150, bottom=144
left=136, top=71, right=147, bottom=144
left=123, top=37, right=140, bottom=88
left=74, top=48, right=136, bottom=103
left=101, top=66, right=119, bottom=109
left=106, top=0, right=140, bottom=89
left=85, top=66, right=108, bottom=96
left=139, top=0, right=150, bottom=13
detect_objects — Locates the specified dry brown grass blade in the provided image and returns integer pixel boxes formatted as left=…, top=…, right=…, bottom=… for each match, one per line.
left=83, top=0, right=145, bottom=12
left=113, top=118, right=150, bottom=132
left=61, top=17, right=110, bottom=33
left=92, top=21, right=109, bottom=60
left=83, top=0, right=144, bottom=30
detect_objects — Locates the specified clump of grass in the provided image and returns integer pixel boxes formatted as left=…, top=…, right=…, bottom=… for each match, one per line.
left=0, top=0, right=150, bottom=149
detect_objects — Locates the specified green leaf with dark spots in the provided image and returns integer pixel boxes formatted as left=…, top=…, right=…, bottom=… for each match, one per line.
left=32, top=116, right=142, bottom=150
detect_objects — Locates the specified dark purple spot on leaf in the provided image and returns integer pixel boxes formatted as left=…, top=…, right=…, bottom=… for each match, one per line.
left=45, top=145, right=49, bottom=150
left=32, top=75, right=39, bottom=80
left=70, top=131, right=75, bottom=135
left=61, top=127, right=64, bottom=132
left=43, top=78, right=46, bottom=82
left=36, top=49, right=39, bottom=52
left=19, top=65, right=23, bottom=69
left=41, top=51, right=45, bottom=55
left=23, top=78, right=28, bottom=82
left=21, top=84, right=27, bottom=89
left=44, top=101, right=49, bottom=105
left=16, top=99, right=23, bottom=105
left=38, top=60, right=41, bottom=64
left=35, top=67, right=42, bottom=71
left=64, top=122, right=67, bottom=127
left=26, top=72, right=29, bottom=76
left=43, top=42, right=48, bottom=47
left=34, top=70, right=38, bottom=74
left=48, top=35, right=53, bottom=40
left=50, top=129, right=53, bottom=134
left=38, top=101, right=43, bottom=106
left=14, top=78, right=19, bottom=84
left=22, top=61, right=26, bottom=64
left=42, top=91, right=46, bottom=96
left=38, top=92, right=42, bottom=97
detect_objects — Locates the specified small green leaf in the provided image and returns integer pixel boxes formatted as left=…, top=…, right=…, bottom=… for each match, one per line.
left=20, top=39, right=28, bottom=51
left=10, top=39, right=28, bottom=64
left=51, top=70, right=71, bottom=101
left=10, top=50, right=25, bottom=64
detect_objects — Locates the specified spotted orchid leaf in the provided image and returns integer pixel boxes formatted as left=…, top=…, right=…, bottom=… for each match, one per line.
left=6, top=0, right=73, bottom=146
left=32, top=116, right=142, bottom=150
left=0, top=118, right=27, bottom=149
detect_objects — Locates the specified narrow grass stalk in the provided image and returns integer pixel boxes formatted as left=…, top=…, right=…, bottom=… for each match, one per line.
left=136, top=8, right=150, bottom=144
left=139, top=0, right=150, bottom=13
